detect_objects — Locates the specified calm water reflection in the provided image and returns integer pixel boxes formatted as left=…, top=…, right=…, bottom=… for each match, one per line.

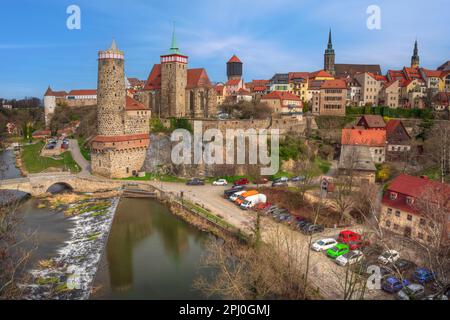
left=93, top=198, right=213, bottom=300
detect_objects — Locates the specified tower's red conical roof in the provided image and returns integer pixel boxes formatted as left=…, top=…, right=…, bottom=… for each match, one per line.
left=228, top=55, right=242, bottom=63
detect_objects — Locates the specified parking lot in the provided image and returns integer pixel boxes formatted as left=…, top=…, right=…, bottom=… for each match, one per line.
left=152, top=181, right=394, bottom=300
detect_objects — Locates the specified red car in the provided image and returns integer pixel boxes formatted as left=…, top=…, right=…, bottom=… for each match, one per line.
left=234, top=178, right=249, bottom=186
left=347, top=239, right=370, bottom=250
left=338, top=230, right=361, bottom=243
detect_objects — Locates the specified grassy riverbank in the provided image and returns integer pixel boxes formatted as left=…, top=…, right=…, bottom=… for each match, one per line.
left=21, top=141, right=80, bottom=174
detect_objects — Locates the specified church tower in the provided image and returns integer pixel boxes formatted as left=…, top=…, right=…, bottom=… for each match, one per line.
left=411, top=39, right=420, bottom=69
left=96, top=40, right=125, bottom=136
left=324, top=29, right=335, bottom=76
left=160, top=25, right=188, bottom=117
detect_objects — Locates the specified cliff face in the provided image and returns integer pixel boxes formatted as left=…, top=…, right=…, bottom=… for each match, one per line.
left=143, top=133, right=263, bottom=178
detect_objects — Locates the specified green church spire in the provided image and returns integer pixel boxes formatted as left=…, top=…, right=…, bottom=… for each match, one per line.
left=169, top=22, right=180, bottom=54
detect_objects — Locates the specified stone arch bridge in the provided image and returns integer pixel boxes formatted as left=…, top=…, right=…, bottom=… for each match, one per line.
left=0, top=172, right=127, bottom=196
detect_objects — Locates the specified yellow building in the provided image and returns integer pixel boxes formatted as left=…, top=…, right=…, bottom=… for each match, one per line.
left=288, top=72, right=309, bottom=101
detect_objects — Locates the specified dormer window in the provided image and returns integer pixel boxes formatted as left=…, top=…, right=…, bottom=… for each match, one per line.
left=406, top=197, right=414, bottom=205
left=390, top=192, right=397, bottom=200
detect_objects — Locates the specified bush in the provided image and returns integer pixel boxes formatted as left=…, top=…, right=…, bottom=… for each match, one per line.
left=346, top=106, right=433, bottom=120
left=170, top=118, right=192, bottom=133
left=150, top=118, right=168, bottom=133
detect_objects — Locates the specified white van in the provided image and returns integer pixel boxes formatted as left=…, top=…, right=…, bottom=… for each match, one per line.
left=229, top=190, right=245, bottom=202
left=240, top=194, right=267, bottom=210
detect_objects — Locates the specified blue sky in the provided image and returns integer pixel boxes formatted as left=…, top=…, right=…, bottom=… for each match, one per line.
left=0, top=0, right=448, bottom=99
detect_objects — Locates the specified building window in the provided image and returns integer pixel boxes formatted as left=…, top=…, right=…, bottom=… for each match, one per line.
left=390, top=192, right=397, bottom=200
left=385, top=220, right=391, bottom=228
left=395, top=211, right=401, bottom=217
left=387, top=208, right=392, bottom=215
left=404, top=227, right=412, bottom=238
left=407, top=214, right=413, bottom=221
left=419, top=218, right=426, bottom=226
left=406, top=197, right=414, bottom=205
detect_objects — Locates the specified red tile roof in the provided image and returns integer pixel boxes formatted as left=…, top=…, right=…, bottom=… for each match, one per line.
left=320, top=79, right=347, bottom=89
left=67, top=89, right=97, bottom=96
left=288, top=72, right=309, bottom=81
left=144, top=64, right=162, bottom=90
left=44, top=87, right=67, bottom=97
left=143, top=65, right=211, bottom=90
left=357, top=115, right=386, bottom=128
left=251, top=79, right=269, bottom=85
left=237, top=88, right=251, bottom=95
left=385, top=174, right=450, bottom=200
left=420, top=68, right=442, bottom=78
left=252, top=85, right=267, bottom=92
left=261, top=91, right=301, bottom=102
left=228, top=55, right=242, bottom=63
left=187, top=68, right=212, bottom=89
left=341, top=128, right=386, bottom=146
left=225, top=78, right=242, bottom=86
left=125, top=96, right=148, bottom=110
left=309, top=70, right=334, bottom=79
left=403, top=67, right=422, bottom=80
left=214, top=84, right=224, bottom=95
left=92, top=133, right=149, bottom=143
left=385, top=119, right=411, bottom=139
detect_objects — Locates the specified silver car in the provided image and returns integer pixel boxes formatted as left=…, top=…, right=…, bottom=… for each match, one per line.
left=397, top=284, right=425, bottom=300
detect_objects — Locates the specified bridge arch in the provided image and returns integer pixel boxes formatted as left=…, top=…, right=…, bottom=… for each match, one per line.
left=45, top=182, right=74, bottom=194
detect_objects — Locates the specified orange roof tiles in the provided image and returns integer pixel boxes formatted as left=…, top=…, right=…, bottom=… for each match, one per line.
left=261, top=91, right=301, bottom=101
left=144, top=64, right=162, bottom=90
left=67, top=89, right=97, bottom=96
left=92, top=133, right=149, bottom=143
left=320, top=79, right=347, bottom=89
left=187, top=68, right=212, bottom=89
left=125, top=96, right=148, bottom=110
left=341, top=128, right=386, bottom=146
left=228, top=55, right=242, bottom=63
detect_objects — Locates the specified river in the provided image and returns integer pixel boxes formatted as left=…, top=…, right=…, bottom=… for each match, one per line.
left=1, top=150, right=213, bottom=300
left=92, top=198, right=212, bottom=300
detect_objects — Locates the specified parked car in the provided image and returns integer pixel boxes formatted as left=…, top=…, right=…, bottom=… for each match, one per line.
left=378, top=250, right=400, bottom=265
left=272, top=181, right=288, bottom=187
left=253, top=202, right=271, bottom=211
left=213, top=179, right=228, bottom=186
left=338, top=230, right=361, bottom=243
left=276, top=213, right=291, bottom=222
left=224, top=186, right=245, bottom=197
left=233, top=178, right=249, bottom=186
left=264, top=205, right=278, bottom=214
left=273, top=176, right=289, bottom=182
left=186, top=178, right=205, bottom=186
left=302, top=224, right=324, bottom=235
left=235, top=190, right=259, bottom=205
left=253, top=178, right=269, bottom=184
left=347, top=239, right=370, bottom=250
left=327, top=244, right=350, bottom=259
left=414, top=268, right=436, bottom=284
left=381, top=276, right=409, bottom=293
left=397, top=284, right=425, bottom=300
left=290, top=175, right=305, bottom=182
left=335, top=250, right=364, bottom=266
left=229, top=191, right=246, bottom=202
left=311, top=238, right=338, bottom=252
left=296, top=220, right=310, bottom=230
left=393, top=259, right=416, bottom=273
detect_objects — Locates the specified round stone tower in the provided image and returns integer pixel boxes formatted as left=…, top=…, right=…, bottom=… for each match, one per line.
left=97, top=40, right=125, bottom=136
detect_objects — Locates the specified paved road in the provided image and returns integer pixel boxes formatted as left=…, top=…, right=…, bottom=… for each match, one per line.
left=69, top=139, right=91, bottom=175
left=151, top=181, right=390, bottom=300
